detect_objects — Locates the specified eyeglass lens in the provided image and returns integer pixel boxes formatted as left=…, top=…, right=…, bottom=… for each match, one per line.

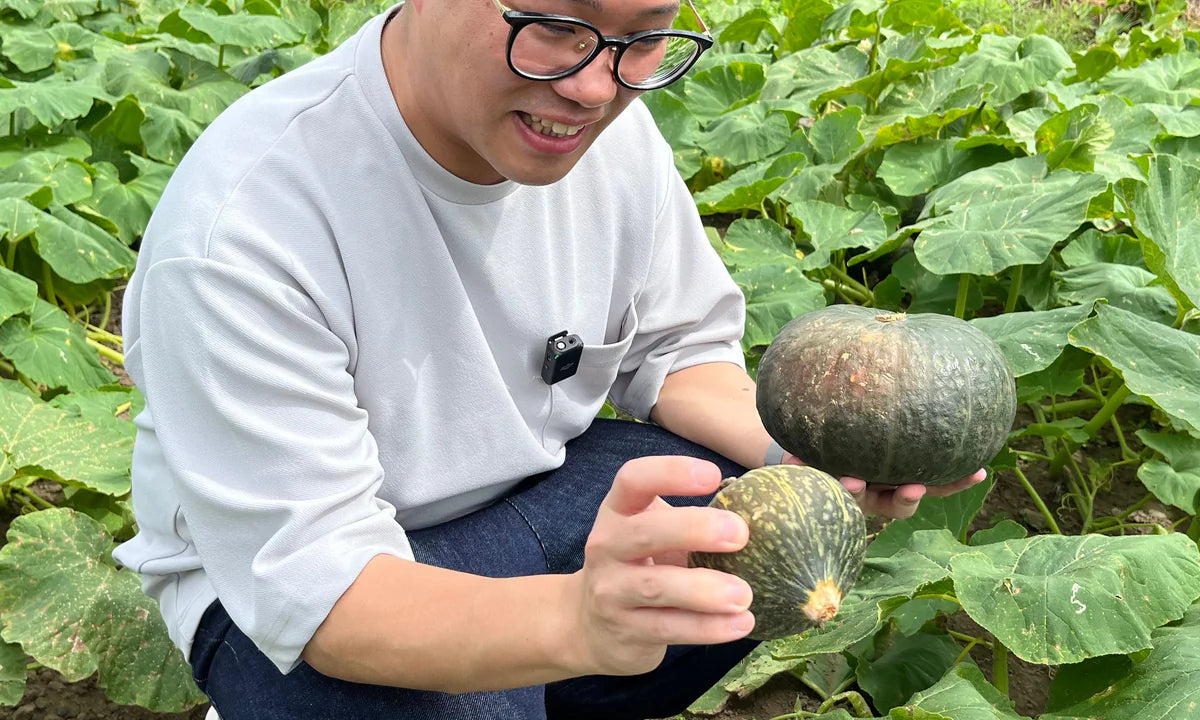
left=510, top=21, right=701, bottom=87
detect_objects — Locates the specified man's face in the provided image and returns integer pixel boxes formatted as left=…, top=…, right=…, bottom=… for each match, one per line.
left=387, top=0, right=683, bottom=186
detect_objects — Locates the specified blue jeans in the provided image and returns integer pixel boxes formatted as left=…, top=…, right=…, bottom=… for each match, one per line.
left=189, top=419, right=758, bottom=719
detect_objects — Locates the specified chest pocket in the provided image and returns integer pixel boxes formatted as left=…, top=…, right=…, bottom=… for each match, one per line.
left=551, top=303, right=639, bottom=436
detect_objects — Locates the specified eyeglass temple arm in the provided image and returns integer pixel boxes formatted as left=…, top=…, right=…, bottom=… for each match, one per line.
left=684, top=0, right=710, bottom=34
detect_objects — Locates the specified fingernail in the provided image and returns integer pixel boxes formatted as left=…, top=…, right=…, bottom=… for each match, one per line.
left=721, top=512, right=746, bottom=542
left=731, top=613, right=755, bottom=634
left=726, top=581, right=751, bottom=609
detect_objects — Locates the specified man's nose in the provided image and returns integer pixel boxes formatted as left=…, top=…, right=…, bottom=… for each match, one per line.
left=551, top=47, right=621, bottom=108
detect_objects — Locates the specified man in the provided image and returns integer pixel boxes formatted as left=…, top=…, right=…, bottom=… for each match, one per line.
left=114, top=0, right=984, bottom=717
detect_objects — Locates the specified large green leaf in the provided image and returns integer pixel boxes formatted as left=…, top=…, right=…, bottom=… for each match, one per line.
left=0, top=264, right=38, bottom=325
left=789, top=199, right=887, bottom=268
left=0, top=298, right=116, bottom=393
left=0, top=153, right=93, bottom=206
left=761, top=46, right=868, bottom=116
left=970, top=305, right=1093, bottom=377
left=735, top=264, right=826, bottom=350
left=1123, top=154, right=1200, bottom=310
left=1053, top=263, right=1177, bottom=324
left=867, top=475, right=994, bottom=559
left=1035, top=103, right=1114, bottom=173
left=1099, top=51, right=1200, bottom=105
left=890, top=664, right=1023, bottom=720
left=808, top=106, right=865, bottom=166
left=951, top=532, right=1200, bottom=664
left=1068, top=303, right=1200, bottom=430
left=1058, top=228, right=1145, bottom=268
left=174, top=6, right=303, bottom=48
left=89, top=156, right=173, bottom=245
left=693, top=162, right=793, bottom=215
left=912, top=156, right=1109, bottom=276
left=0, top=24, right=58, bottom=72
left=682, top=61, right=766, bottom=122
left=865, top=66, right=984, bottom=148
left=0, top=636, right=24, bottom=706
left=0, top=508, right=206, bottom=710
left=31, top=205, right=137, bottom=284
left=1135, top=430, right=1200, bottom=515
left=0, top=197, right=41, bottom=244
left=694, top=102, right=791, bottom=166
left=952, top=33, right=1073, bottom=107
left=1041, top=604, right=1200, bottom=720
left=858, top=633, right=977, bottom=714
left=0, top=383, right=131, bottom=495
left=718, top=218, right=800, bottom=272
left=0, top=75, right=106, bottom=128
left=140, top=104, right=204, bottom=164
left=878, top=138, right=1011, bottom=197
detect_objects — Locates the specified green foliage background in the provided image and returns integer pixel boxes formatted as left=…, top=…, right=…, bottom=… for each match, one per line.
left=1, top=0, right=1199, bottom=716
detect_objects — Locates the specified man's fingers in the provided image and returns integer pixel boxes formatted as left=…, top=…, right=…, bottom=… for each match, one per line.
left=600, top=564, right=753, bottom=614
left=598, top=505, right=748, bottom=562
left=623, top=606, right=756, bottom=647
left=602, top=456, right=723, bottom=516
left=925, top=468, right=989, bottom=498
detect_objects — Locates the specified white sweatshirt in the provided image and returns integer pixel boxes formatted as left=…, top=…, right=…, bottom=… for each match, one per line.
left=112, top=6, right=746, bottom=674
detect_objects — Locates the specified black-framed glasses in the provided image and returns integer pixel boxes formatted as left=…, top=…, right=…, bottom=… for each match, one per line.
left=491, top=0, right=714, bottom=90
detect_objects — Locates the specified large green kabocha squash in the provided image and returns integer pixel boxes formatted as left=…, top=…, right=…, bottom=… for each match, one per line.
left=756, top=305, right=1017, bottom=487
left=690, top=465, right=866, bottom=640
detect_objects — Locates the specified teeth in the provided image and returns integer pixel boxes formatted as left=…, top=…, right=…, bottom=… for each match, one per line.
left=524, top=113, right=584, bottom=138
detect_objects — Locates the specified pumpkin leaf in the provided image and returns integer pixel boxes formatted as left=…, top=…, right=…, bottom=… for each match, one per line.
left=950, top=532, right=1200, bottom=664
left=31, top=205, right=137, bottom=285
left=0, top=264, right=38, bottom=324
left=877, top=138, right=1011, bottom=197
left=857, top=631, right=969, bottom=712
left=953, top=34, right=1073, bottom=107
left=0, top=635, right=24, bottom=706
left=0, top=382, right=132, bottom=495
left=1068, top=303, right=1200, bottom=430
left=0, top=298, right=116, bottom=393
left=912, top=156, right=1109, bottom=276
left=0, top=508, right=207, bottom=710
left=892, top=664, right=1023, bottom=720
left=1040, top=604, right=1200, bottom=720
left=1122, top=154, right=1200, bottom=311
left=1134, top=430, right=1200, bottom=515
left=1053, top=263, right=1177, bottom=325
left=718, top=218, right=800, bottom=272
left=971, top=305, right=1093, bottom=377
left=735, top=265, right=827, bottom=351
left=868, top=474, right=995, bottom=558
left=695, top=102, right=792, bottom=167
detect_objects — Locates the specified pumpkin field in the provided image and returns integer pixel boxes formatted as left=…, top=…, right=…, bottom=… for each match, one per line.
left=2, top=0, right=1200, bottom=718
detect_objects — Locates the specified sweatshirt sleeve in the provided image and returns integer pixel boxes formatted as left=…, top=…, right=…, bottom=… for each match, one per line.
left=134, top=255, right=414, bottom=674
left=608, top=137, right=748, bottom=421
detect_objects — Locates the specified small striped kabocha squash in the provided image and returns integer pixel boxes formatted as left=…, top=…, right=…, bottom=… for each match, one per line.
left=689, top=465, right=866, bottom=640
left=756, top=305, right=1017, bottom=487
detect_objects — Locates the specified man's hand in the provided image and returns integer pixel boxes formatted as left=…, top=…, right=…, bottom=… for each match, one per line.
left=782, top=455, right=987, bottom=520
left=564, top=456, right=756, bottom=677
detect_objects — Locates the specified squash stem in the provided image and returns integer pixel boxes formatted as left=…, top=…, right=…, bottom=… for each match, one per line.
left=816, top=691, right=871, bottom=717
left=993, top=640, right=1010, bottom=696
left=1038, top=398, right=1103, bottom=416
left=1004, top=265, right=1023, bottom=313
left=954, top=274, right=970, bottom=319
left=1011, top=466, right=1062, bottom=534
left=87, top=337, right=125, bottom=365
left=827, top=264, right=873, bottom=303
left=98, top=290, right=113, bottom=332
left=947, top=629, right=993, bottom=649
left=819, top=278, right=871, bottom=304
left=1048, top=382, right=1131, bottom=477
